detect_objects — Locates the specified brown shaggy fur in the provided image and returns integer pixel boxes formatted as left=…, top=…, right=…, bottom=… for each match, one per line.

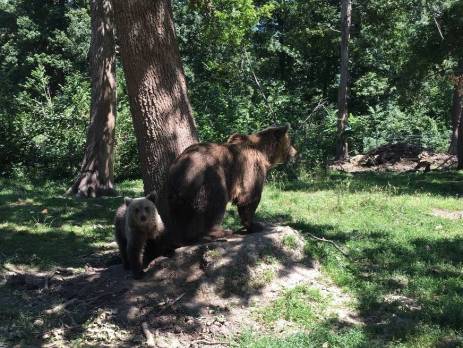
left=166, top=125, right=297, bottom=246
left=114, top=194, right=165, bottom=279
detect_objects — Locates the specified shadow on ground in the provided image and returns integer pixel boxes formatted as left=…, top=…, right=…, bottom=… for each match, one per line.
left=2, top=174, right=463, bottom=346
left=0, top=180, right=142, bottom=269
left=1, top=225, right=317, bottom=346
left=1, top=179, right=320, bottom=346
left=290, top=219, right=463, bottom=346
left=279, top=171, right=463, bottom=197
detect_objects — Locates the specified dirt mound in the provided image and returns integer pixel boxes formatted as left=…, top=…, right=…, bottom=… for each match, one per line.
left=330, top=143, right=456, bottom=173
left=2, top=225, right=359, bottom=347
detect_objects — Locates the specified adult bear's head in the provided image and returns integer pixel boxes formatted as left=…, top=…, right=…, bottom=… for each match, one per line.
left=227, top=124, right=297, bottom=166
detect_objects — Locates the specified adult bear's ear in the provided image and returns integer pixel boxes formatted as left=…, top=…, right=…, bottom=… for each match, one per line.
left=124, top=197, right=133, bottom=206
left=145, top=192, right=157, bottom=204
left=274, top=124, right=289, bottom=138
left=227, top=133, right=247, bottom=144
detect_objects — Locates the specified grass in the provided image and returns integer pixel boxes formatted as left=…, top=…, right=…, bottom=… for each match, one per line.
left=1, top=171, right=463, bottom=346
left=258, top=285, right=326, bottom=326
left=236, top=326, right=367, bottom=348
left=249, top=171, right=463, bottom=347
left=0, top=178, right=145, bottom=345
left=0, top=178, right=142, bottom=269
left=239, top=284, right=365, bottom=348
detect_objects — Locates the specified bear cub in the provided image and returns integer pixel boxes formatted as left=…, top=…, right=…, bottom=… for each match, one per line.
left=167, top=124, right=297, bottom=246
left=114, top=193, right=164, bottom=279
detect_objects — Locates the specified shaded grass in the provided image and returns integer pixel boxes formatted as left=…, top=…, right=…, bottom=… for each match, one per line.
left=0, top=178, right=143, bottom=269
left=277, top=171, right=463, bottom=197
left=0, top=179, right=144, bottom=345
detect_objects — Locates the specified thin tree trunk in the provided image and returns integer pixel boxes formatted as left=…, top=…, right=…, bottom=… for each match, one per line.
left=67, top=0, right=117, bottom=197
left=458, top=105, right=463, bottom=169
left=113, top=0, right=198, bottom=218
left=449, top=83, right=462, bottom=154
left=456, top=79, right=463, bottom=168
left=335, top=0, right=352, bottom=161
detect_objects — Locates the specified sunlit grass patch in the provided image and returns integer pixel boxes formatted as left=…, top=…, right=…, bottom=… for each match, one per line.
left=258, top=285, right=327, bottom=327
left=236, top=325, right=367, bottom=348
left=251, top=281, right=362, bottom=346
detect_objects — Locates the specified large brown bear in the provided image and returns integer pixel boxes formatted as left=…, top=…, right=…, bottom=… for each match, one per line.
left=166, top=125, right=297, bottom=246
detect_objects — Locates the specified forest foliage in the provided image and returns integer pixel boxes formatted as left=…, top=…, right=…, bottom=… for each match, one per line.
left=0, top=0, right=461, bottom=180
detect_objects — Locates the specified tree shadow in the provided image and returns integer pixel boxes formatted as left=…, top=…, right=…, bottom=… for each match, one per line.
left=3, top=180, right=463, bottom=346
left=0, top=179, right=142, bottom=269
left=0, top=178, right=319, bottom=345
left=279, top=171, right=463, bottom=197
left=1, top=225, right=316, bottom=346
left=289, top=220, right=463, bottom=344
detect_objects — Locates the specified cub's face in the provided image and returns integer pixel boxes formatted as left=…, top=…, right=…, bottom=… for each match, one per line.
left=125, top=197, right=157, bottom=227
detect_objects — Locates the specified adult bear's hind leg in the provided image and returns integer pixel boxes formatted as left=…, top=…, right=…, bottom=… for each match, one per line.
left=202, top=187, right=229, bottom=240
left=237, top=199, right=263, bottom=234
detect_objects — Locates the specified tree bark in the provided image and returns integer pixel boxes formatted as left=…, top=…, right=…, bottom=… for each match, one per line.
left=67, top=0, right=117, bottom=197
left=449, top=83, right=462, bottom=155
left=335, top=0, right=352, bottom=161
left=113, top=0, right=198, bottom=217
left=458, top=105, right=463, bottom=169
left=456, top=79, right=463, bottom=168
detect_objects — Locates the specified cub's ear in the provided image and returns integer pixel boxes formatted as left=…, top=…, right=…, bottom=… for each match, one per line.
left=145, top=192, right=157, bottom=204
left=124, top=197, right=133, bottom=206
left=227, top=133, right=247, bottom=144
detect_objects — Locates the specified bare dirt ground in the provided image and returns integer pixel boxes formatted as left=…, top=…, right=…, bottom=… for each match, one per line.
left=2, top=225, right=360, bottom=347
left=431, top=208, right=463, bottom=220
left=330, top=143, right=456, bottom=173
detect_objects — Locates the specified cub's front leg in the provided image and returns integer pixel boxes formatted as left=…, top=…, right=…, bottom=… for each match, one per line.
left=127, top=238, right=145, bottom=279
left=118, top=237, right=130, bottom=270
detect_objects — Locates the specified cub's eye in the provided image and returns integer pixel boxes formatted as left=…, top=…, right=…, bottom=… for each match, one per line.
left=135, top=208, right=139, bottom=214
left=144, top=207, right=150, bottom=212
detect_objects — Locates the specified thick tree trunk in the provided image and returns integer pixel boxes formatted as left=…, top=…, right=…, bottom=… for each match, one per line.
left=113, top=0, right=198, bottom=217
left=449, top=84, right=462, bottom=154
left=335, top=0, right=352, bottom=161
left=67, top=0, right=117, bottom=197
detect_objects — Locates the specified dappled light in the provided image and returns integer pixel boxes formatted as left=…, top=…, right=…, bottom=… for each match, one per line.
left=2, top=0, right=463, bottom=346
left=2, top=172, right=463, bottom=345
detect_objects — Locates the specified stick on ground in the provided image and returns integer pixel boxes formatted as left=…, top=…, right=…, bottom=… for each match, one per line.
left=45, top=298, right=78, bottom=315
left=158, top=292, right=186, bottom=315
left=304, top=231, right=349, bottom=257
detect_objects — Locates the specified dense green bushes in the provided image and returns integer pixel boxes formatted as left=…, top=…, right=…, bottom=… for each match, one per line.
left=0, top=0, right=458, bottom=181
left=13, top=66, right=89, bottom=178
